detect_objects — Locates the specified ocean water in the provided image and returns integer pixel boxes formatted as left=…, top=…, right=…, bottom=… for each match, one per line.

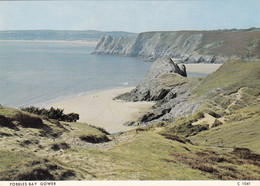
left=0, top=41, right=204, bottom=108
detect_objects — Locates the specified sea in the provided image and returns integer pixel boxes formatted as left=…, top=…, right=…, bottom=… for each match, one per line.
left=0, top=41, right=205, bottom=108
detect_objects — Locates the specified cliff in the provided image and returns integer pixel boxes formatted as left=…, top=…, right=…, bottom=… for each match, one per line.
left=93, top=30, right=260, bottom=63
left=1, top=58, right=260, bottom=180
left=116, top=57, right=187, bottom=102
left=116, top=57, right=260, bottom=126
left=116, top=57, right=201, bottom=125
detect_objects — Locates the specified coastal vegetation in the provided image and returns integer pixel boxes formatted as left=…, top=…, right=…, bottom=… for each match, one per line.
left=1, top=27, right=260, bottom=180
left=21, top=106, right=79, bottom=122
left=0, top=56, right=259, bottom=180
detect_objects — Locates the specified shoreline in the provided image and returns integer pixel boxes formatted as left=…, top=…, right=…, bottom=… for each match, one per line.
left=46, top=87, right=155, bottom=133
left=36, top=86, right=132, bottom=108
left=42, top=63, right=221, bottom=133
left=0, top=39, right=98, bottom=47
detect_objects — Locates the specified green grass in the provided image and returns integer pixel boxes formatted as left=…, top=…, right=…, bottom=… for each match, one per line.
left=0, top=150, right=77, bottom=180
left=158, top=73, right=188, bottom=88
left=196, top=41, right=224, bottom=55
left=191, top=59, right=260, bottom=99
left=190, top=104, right=260, bottom=153
left=162, top=58, right=260, bottom=159
left=63, top=132, right=212, bottom=180
left=0, top=105, right=18, bottom=118
left=0, top=106, right=111, bottom=180
left=1, top=58, right=259, bottom=180
left=244, top=39, right=259, bottom=58
left=62, top=130, right=260, bottom=180
left=61, top=121, right=107, bottom=138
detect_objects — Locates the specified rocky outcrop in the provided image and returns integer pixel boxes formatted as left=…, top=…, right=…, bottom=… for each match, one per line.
left=116, top=57, right=200, bottom=125
left=93, top=31, right=260, bottom=62
left=116, top=57, right=187, bottom=102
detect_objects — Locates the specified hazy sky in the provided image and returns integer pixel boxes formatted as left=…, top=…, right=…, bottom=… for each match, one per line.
left=0, top=0, right=259, bottom=33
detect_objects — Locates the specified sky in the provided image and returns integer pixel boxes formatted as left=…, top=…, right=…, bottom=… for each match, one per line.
left=0, top=0, right=259, bottom=33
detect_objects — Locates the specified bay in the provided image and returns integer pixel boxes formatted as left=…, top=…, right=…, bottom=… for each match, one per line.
left=0, top=41, right=204, bottom=108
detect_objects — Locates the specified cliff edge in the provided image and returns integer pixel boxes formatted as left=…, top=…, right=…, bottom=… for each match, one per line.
left=93, top=30, right=260, bottom=63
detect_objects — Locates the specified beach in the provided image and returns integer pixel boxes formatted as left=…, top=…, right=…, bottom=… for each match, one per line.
left=48, top=87, right=155, bottom=133
left=47, top=63, right=222, bottom=133
left=185, top=63, right=222, bottom=74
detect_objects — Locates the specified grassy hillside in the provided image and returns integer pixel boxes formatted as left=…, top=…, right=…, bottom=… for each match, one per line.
left=162, top=59, right=260, bottom=153
left=142, top=31, right=260, bottom=58
left=0, top=105, right=110, bottom=180
left=192, top=59, right=260, bottom=99
left=0, top=59, right=259, bottom=180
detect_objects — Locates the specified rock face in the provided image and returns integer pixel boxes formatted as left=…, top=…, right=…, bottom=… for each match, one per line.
left=116, top=57, right=187, bottom=102
left=116, top=57, right=200, bottom=125
left=93, top=31, right=260, bottom=62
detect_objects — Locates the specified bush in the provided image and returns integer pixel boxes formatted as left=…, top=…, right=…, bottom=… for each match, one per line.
left=20, top=106, right=79, bottom=122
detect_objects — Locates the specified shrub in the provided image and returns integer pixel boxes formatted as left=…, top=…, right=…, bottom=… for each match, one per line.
left=63, top=113, right=79, bottom=122
left=20, top=106, right=79, bottom=122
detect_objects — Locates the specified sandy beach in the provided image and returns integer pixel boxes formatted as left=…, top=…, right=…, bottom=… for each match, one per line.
left=185, top=63, right=222, bottom=74
left=47, top=63, right=222, bottom=133
left=48, top=87, right=155, bottom=133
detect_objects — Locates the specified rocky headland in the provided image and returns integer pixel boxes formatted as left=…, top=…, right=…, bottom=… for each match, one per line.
left=1, top=29, right=260, bottom=181
left=93, top=30, right=260, bottom=63
left=115, top=55, right=260, bottom=130
left=116, top=56, right=201, bottom=125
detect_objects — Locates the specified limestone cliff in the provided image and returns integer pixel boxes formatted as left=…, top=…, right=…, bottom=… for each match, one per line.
left=115, top=57, right=200, bottom=125
left=93, top=31, right=260, bottom=63
left=116, top=56, right=260, bottom=126
left=116, top=57, right=187, bottom=101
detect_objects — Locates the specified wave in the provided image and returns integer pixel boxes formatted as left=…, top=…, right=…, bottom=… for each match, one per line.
left=120, top=82, right=129, bottom=86
left=76, top=92, right=87, bottom=97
